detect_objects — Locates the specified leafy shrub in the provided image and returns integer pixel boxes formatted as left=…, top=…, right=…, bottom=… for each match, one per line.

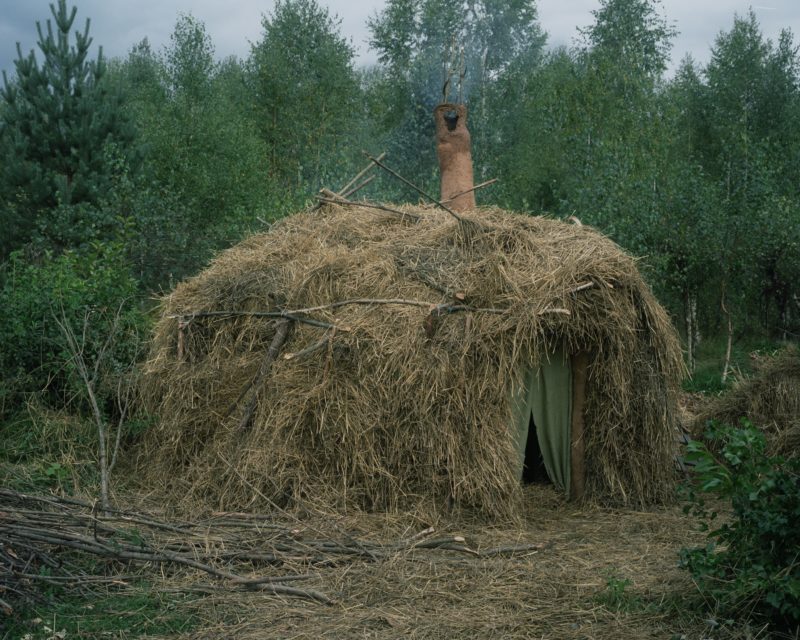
left=681, top=422, right=800, bottom=631
left=0, top=241, right=148, bottom=415
left=595, top=573, right=644, bottom=612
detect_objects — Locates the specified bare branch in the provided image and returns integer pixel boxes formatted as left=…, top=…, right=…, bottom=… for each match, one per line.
left=441, top=178, right=498, bottom=203
left=336, top=152, right=386, bottom=197
left=363, top=152, right=467, bottom=224
left=169, top=310, right=347, bottom=332
left=316, top=192, right=420, bottom=222
left=236, top=319, right=292, bottom=433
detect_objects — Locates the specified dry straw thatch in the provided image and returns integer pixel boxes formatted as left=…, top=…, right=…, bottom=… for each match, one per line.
left=140, top=204, right=683, bottom=517
left=694, top=345, right=800, bottom=457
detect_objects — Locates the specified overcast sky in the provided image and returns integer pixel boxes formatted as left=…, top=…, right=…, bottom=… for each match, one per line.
left=1, top=1, right=798, bottom=80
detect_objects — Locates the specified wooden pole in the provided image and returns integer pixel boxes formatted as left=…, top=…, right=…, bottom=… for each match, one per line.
left=570, top=352, right=589, bottom=501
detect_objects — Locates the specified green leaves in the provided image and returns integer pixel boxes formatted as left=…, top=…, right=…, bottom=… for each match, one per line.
left=0, top=242, right=146, bottom=412
left=366, top=0, right=545, bottom=193
left=681, top=422, right=800, bottom=630
left=250, top=0, right=360, bottom=191
left=165, top=14, right=215, bottom=100
left=580, top=0, right=675, bottom=80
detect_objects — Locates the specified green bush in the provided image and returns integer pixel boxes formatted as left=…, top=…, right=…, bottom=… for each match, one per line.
left=681, top=422, right=800, bottom=631
left=0, top=241, right=148, bottom=415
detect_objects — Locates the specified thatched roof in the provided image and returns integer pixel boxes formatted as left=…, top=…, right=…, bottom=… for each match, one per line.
left=694, top=345, right=800, bottom=458
left=140, top=204, right=683, bottom=517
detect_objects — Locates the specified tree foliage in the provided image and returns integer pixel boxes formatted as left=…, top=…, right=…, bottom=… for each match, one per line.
left=249, top=0, right=361, bottom=192
left=109, top=17, right=277, bottom=288
left=1, top=0, right=799, bottom=416
left=0, top=242, right=145, bottom=414
left=367, top=0, right=545, bottom=194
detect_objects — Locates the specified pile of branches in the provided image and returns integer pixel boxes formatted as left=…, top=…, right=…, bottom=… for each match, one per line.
left=0, top=489, right=543, bottom=616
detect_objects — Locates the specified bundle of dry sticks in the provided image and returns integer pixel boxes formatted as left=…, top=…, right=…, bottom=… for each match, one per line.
left=0, top=489, right=543, bottom=615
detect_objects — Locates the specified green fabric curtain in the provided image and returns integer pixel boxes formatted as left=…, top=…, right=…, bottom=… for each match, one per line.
left=511, top=349, right=573, bottom=493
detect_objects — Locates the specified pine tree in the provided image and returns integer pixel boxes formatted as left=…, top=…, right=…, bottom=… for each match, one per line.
left=0, top=0, right=139, bottom=256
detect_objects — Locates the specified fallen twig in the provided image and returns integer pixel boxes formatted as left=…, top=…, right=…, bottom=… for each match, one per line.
left=0, top=489, right=552, bottom=613
left=479, top=543, right=549, bottom=557
left=0, top=596, right=13, bottom=615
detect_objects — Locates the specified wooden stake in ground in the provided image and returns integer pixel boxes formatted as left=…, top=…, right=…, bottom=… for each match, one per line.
left=721, top=282, right=734, bottom=385
left=434, top=103, right=476, bottom=212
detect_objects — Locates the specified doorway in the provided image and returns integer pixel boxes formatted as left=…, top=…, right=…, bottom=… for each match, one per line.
left=512, top=349, right=572, bottom=493
left=511, top=350, right=589, bottom=500
left=522, top=414, right=549, bottom=484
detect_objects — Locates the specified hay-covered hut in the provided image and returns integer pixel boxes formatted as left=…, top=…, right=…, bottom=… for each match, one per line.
left=140, top=203, right=683, bottom=518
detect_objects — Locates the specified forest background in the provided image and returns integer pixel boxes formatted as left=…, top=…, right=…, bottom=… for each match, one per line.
left=1, top=0, right=799, bottom=424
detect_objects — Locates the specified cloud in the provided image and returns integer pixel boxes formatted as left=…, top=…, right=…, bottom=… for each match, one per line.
left=1, top=0, right=799, bottom=81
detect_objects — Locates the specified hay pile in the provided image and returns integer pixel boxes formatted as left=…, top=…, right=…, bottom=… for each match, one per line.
left=140, top=204, right=683, bottom=517
left=694, top=345, right=800, bottom=457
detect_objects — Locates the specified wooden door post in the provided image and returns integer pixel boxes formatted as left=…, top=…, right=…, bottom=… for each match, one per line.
left=570, top=352, right=589, bottom=500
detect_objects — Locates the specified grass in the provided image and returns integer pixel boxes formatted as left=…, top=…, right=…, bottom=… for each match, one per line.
left=595, top=574, right=645, bottom=613
left=683, top=333, right=789, bottom=394
left=0, top=462, right=773, bottom=639
left=1, top=586, right=201, bottom=639
left=0, top=407, right=97, bottom=493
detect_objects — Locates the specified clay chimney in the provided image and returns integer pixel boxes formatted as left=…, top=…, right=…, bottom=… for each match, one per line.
left=434, top=103, right=475, bottom=212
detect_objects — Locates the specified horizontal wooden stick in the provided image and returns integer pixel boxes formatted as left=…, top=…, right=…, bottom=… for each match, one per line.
left=316, top=194, right=419, bottom=221
left=169, top=300, right=570, bottom=330
left=292, top=297, right=437, bottom=314
left=441, top=178, right=498, bottom=203
left=287, top=298, right=508, bottom=316
left=167, top=311, right=348, bottom=332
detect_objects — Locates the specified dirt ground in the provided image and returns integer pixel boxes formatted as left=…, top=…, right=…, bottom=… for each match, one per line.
left=136, top=484, right=746, bottom=640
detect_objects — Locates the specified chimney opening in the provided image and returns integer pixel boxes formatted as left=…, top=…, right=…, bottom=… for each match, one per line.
left=444, top=110, right=459, bottom=131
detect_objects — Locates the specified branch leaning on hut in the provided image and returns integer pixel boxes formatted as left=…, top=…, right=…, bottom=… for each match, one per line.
left=169, top=298, right=571, bottom=325
left=176, top=297, right=572, bottom=421
left=316, top=189, right=420, bottom=222
left=311, top=152, right=387, bottom=211
left=231, top=319, right=292, bottom=432
left=440, top=178, right=498, bottom=204
left=363, top=152, right=477, bottom=229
